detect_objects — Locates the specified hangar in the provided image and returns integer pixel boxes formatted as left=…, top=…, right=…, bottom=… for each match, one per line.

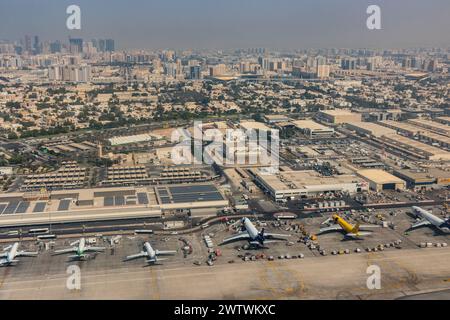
left=356, top=169, right=406, bottom=191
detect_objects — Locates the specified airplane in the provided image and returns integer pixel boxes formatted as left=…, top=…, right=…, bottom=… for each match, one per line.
left=123, top=242, right=176, bottom=264
left=408, top=206, right=450, bottom=234
left=317, top=214, right=376, bottom=239
left=52, top=237, right=105, bottom=260
left=220, top=217, right=290, bottom=247
left=0, top=242, right=38, bottom=267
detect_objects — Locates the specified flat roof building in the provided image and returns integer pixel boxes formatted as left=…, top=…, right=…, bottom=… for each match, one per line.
left=436, top=116, right=450, bottom=126
left=250, top=168, right=367, bottom=202
left=407, top=119, right=450, bottom=136
left=239, top=121, right=272, bottom=132
left=319, top=109, right=362, bottom=124
left=378, top=135, right=450, bottom=161
left=292, top=119, right=335, bottom=138
left=345, top=122, right=397, bottom=137
left=356, top=169, right=406, bottom=191
left=263, top=114, right=291, bottom=124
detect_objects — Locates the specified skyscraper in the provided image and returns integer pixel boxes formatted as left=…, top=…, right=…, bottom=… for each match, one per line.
left=69, top=38, right=83, bottom=54
left=105, top=39, right=115, bottom=52
left=24, top=35, right=32, bottom=53
left=189, top=65, right=201, bottom=79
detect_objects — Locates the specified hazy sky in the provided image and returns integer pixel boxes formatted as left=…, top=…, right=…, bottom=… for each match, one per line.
left=0, top=0, right=449, bottom=49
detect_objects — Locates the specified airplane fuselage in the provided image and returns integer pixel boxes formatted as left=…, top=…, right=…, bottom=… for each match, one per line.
left=332, top=214, right=357, bottom=234
left=6, top=243, right=19, bottom=262
left=413, top=206, right=450, bottom=233
left=77, top=238, right=86, bottom=256
left=243, top=218, right=259, bottom=240
left=144, top=242, right=156, bottom=260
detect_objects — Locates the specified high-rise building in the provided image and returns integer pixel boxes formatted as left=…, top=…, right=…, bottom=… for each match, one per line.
left=209, top=64, right=226, bottom=76
left=24, top=35, right=32, bottom=53
left=341, top=58, right=356, bottom=70
left=69, top=38, right=83, bottom=54
left=105, top=39, right=115, bottom=52
left=49, top=41, right=62, bottom=54
left=189, top=65, right=201, bottom=79
left=48, top=64, right=91, bottom=82
left=316, top=64, right=330, bottom=78
left=33, top=36, right=41, bottom=54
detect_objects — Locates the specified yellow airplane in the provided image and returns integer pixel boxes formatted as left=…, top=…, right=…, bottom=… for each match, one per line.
left=317, top=214, right=375, bottom=239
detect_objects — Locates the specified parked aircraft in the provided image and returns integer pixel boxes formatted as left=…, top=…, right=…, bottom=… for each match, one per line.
left=220, top=217, right=289, bottom=247
left=123, top=242, right=176, bottom=264
left=52, top=237, right=105, bottom=260
left=317, top=214, right=376, bottom=239
left=408, top=206, right=450, bottom=234
left=0, top=242, right=38, bottom=266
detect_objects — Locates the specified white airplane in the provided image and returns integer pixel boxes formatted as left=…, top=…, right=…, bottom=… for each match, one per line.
left=52, top=238, right=106, bottom=260
left=0, top=242, right=38, bottom=266
left=124, top=242, right=176, bottom=264
left=409, top=206, right=450, bottom=234
left=220, top=217, right=290, bottom=247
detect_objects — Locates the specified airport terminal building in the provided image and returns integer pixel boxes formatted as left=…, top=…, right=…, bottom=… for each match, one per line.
left=0, top=183, right=228, bottom=227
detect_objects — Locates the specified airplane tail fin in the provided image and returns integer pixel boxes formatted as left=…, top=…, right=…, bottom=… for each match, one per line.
left=352, top=222, right=360, bottom=234
left=260, top=228, right=265, bottom=237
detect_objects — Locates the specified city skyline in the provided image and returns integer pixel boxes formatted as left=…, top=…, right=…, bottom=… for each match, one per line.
left=1, top=0, right=450, bottom=50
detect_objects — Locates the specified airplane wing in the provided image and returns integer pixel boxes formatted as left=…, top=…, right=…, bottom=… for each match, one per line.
left=3, top=245, right=12, bottom=251
left=359, top=224, right=381, bottom=229
left=85, top=246, right=106, bottom=252
left=155, top=250, right=177, bottom=255
left=52, top=247, right=77, bottom=255
left=124, top=251, right=148, bottom=261
left=411, top=219, right=432, bottom=229
left=344, top=231, right=372, bottom=239
left=317, top=224, right=343, bottom=234
left=70, top=240, right=80, bottom=246
left=16, top=251, right=38, bottom=257
left=264, top=233, right=291, bottom=240
left=220, top=232, right=251, bottom=245
left=0, top=252, right=8, bottom=258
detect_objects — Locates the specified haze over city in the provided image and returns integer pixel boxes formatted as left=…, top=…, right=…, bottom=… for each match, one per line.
left=1, top=0, right=450, bottom=49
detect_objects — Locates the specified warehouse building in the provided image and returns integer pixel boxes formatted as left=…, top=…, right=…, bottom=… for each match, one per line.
left=377, top=135, right=450, bottom=161
left=345, top=121, right=397, bottom=137
left=394, top=170, right=435, bottom=190
left=356, top=169, right=406, bottom=191
left=346, top=122, right=450, bottom=161
left=292, top=119, right=335, bottom=138
left=407, top=119, right=450, bottom=136
left=318, top=109, right=362, bottom=124
left=249, top=168, right=367, bottom=202
left=378, top=120, right=422, bottom=136
left=108, top=133, right=162, bottom=146
left=417, top=132, right=450, bottom=149
left=436, top=116, right=450, bottom=126
left=263, top=114, right=291, bottom=124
